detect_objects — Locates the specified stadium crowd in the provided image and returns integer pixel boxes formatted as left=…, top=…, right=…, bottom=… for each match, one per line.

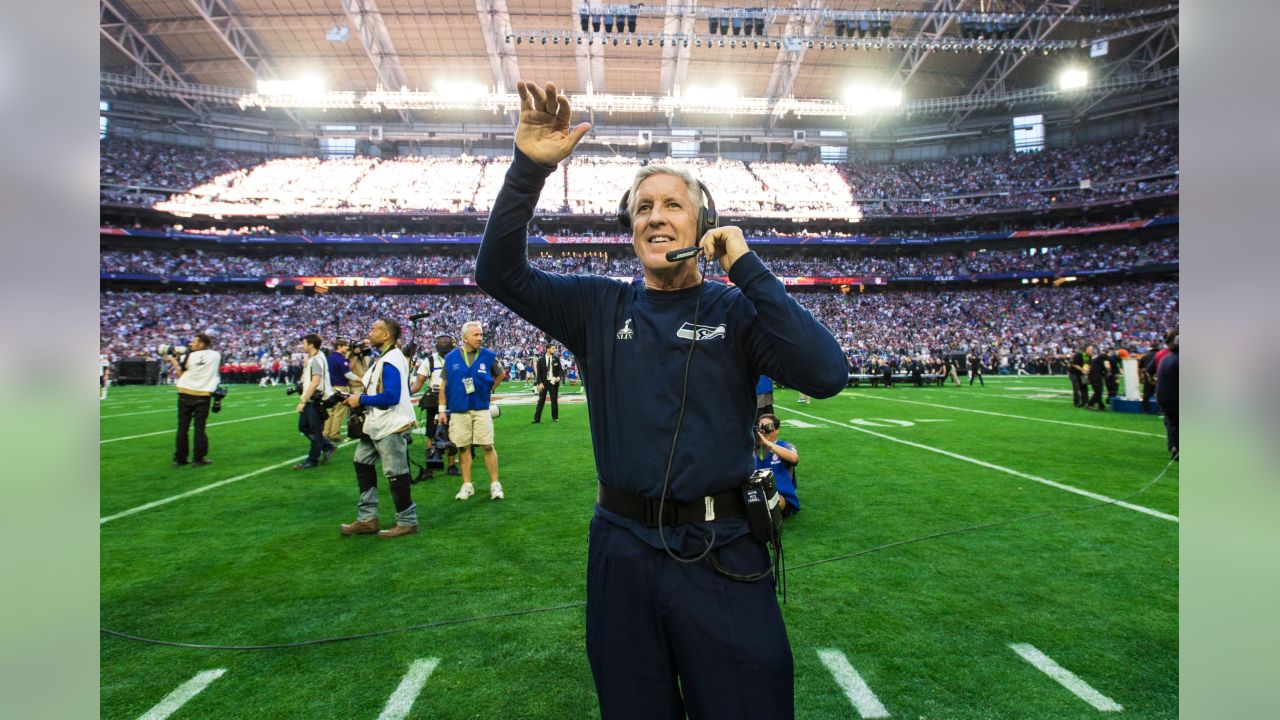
left=101, top=128, right=1178, bottom=217
left=100, top=281, right=1177, bottom=377
left=100, top=236, right=1177, bottom=278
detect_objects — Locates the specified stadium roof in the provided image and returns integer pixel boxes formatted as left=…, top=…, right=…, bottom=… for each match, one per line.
left=99, top=0, right=1178, bottom=130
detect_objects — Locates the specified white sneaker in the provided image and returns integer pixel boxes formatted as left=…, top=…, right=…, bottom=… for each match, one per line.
left=454, top=483, right=475, bottom=500
left=490, top=482, right=504, bottom=500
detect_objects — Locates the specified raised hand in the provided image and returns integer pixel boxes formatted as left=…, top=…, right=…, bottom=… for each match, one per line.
left=515, top=81, right=593, bottom=167
left=698, top=225, right=751, bottom=274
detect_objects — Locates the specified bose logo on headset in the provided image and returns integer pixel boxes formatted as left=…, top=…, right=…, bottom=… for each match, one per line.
left=617, top=176, right=719, bottom=240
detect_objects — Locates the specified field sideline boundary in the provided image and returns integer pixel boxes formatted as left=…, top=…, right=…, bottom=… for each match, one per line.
left=778, top=406, right=1178, bottom=523
left=840, top=390, right=1164, bottom=438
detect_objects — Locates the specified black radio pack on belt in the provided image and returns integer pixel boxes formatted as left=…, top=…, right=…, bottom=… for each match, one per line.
left=742, top=468, right=784, bottom=546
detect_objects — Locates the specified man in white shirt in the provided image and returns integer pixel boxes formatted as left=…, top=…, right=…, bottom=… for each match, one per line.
left=166, top=333, right=221, bottom=467
left=340, top=318, right=420, bottom=538
left=293, top=333, right=337, bottom=470
left=409, top=334, right=459, bottom=479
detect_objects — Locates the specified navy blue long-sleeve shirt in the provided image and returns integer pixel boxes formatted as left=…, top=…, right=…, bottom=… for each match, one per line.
left=358, top=363, right=401, bottom=409
left=476, top=149, right=847, bottom=548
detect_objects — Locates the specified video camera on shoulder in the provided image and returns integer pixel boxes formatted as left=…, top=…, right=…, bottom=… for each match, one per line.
left=157, top=343, right=188, bottom=357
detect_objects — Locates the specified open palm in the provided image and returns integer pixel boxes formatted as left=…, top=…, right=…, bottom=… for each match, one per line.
left=515, top=81, right=592, bottom=167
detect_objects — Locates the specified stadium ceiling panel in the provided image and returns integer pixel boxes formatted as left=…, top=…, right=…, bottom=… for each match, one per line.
left=100, top=0, right=1181, bottom=127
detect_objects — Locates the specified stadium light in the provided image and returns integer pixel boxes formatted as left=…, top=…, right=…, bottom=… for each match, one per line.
left=435, top=80, right=489, bottom=100
left=257, top=76, right=325, bottom=98
left=840, top=85, right=903, bottom=114
left=1058, top=68, right=1089, bottom=90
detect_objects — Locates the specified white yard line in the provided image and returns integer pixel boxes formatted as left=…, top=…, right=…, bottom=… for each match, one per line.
left=1009, top=643, right=1123, bottom=712
left=136, top=669, right=226, bottom=720
left=376, top=658, right=440, bottom=720
left=816, top=649, right=891, bottom=718
left=101, top=400, right=281, bottom=419
left=100, top=443, right=354, bottom=524
left=100, top=411, right=296, bottom=444
left=778, top=406, right=1178, bottom=523
left=842, top=391, right=1164, bottom=439
left=934, top=390, right=1080, bottom=404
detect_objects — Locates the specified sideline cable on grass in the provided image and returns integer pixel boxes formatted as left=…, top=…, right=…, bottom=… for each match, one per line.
left=101, top=460, right=1174, bottom=651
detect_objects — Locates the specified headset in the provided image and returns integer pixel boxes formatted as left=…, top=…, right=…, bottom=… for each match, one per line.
left=617, top=178, right=719, bottom=241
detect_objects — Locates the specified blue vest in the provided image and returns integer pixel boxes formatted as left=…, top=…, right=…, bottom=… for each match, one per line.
left=443, top=347, right=498, bottom=412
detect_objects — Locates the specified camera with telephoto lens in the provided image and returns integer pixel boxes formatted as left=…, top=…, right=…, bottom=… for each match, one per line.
left=157, top=343, right=188, bottom=357
left=427, top=423, right=456, bottom=468
left=285, top=381, right=303, bottom=396
left=742, top=468, right=783, bottom=546
left=211, top=385, right=228, bottom=413
left=321, top=388, right=349, bottom=411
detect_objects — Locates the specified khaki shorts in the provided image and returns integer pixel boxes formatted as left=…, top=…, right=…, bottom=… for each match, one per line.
left=448, top=409, right=494, bottom=447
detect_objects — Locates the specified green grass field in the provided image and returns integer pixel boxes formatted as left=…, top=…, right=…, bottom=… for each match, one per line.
left=100, top=376, right=1177, bottom=719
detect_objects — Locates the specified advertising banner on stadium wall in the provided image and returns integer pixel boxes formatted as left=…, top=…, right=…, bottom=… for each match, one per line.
left=102, top=215, right=1177, bottom=249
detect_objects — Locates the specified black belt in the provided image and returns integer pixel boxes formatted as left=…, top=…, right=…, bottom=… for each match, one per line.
left=597, top=483, right=746, bottom=527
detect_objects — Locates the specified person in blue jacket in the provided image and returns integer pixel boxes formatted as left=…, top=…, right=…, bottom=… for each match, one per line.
left=747, top=412, right=798, bottom=512
left=754, top=413, right=799, bottom=516
left=475, top=81, right=848, bottom=720
left=436, top=320, right=507, bottom=501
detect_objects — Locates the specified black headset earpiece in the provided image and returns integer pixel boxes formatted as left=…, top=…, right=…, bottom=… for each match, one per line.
left=618, top=180, right=719, bottom=239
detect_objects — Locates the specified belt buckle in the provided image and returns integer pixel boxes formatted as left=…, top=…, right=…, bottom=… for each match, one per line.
left=643, top=498, right=659, bottom=527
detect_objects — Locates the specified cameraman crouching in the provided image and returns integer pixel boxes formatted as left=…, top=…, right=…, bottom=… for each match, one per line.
left=293, top=333, right=337, bottom=470
left=339, top=318, right=420, bottom=538
left=167, top=333, right=221, bottom=467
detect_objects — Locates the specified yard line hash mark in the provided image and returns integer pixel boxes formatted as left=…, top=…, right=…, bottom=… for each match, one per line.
left=1010, top=643, right=1123, bottom=712
left=377, top=658, right=441, bottom=720
left=137, top=668, right=226, bottom=720
left=817, top=649, right=891, bottom=718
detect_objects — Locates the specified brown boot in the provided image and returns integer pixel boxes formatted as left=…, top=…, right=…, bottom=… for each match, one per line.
left=340, top=517, right=379, bottom=536
left=377, top=523, right=419, bottom=538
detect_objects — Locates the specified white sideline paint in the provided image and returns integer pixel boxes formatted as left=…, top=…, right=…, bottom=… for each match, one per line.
left=100, top=411, right=296, bottom=444
left=816, top=649, right=890, bottom=718
left=779, top=406, right=1178, bottom=523
left=103, top=389, right=278, bottom=408
left=843, top=391, right=1164, bottom=439
left=782, top=419, right=822, bottom=429
left=137, top=668, right=227, bottom=720
left=936, top=390, right=1075, bottom=404
left=376, top=658, right=440, bottom=720
left=1009, top=643, right=1123, bottom=712
left=100, top=443, right=353, bottom=524
left=101, top=399, right=280, bottom=419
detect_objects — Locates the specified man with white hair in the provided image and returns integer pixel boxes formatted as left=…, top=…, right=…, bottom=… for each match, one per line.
left=475, top=81, right=847, bottom=720
left=437, top=320, right=507, bottom=500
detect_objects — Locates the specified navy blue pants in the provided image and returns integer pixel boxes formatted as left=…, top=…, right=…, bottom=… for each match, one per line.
left=585, top=516, right=793, bottom=720
left=298, top=403, right=333, bottom=463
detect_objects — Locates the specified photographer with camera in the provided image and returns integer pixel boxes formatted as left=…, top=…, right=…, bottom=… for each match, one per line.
left=164, top=333, right=221, bottom=467
left=339, top=318, right=420, bottom=538
left=323, top=339, right=362, bottom=446
left=292, top=333, right=337, bottom=470
left=437, top=321, right=507, bottom=501
left=754, top=414, right=800, bottom=517
left=410, top=334, right=460, bottom=479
